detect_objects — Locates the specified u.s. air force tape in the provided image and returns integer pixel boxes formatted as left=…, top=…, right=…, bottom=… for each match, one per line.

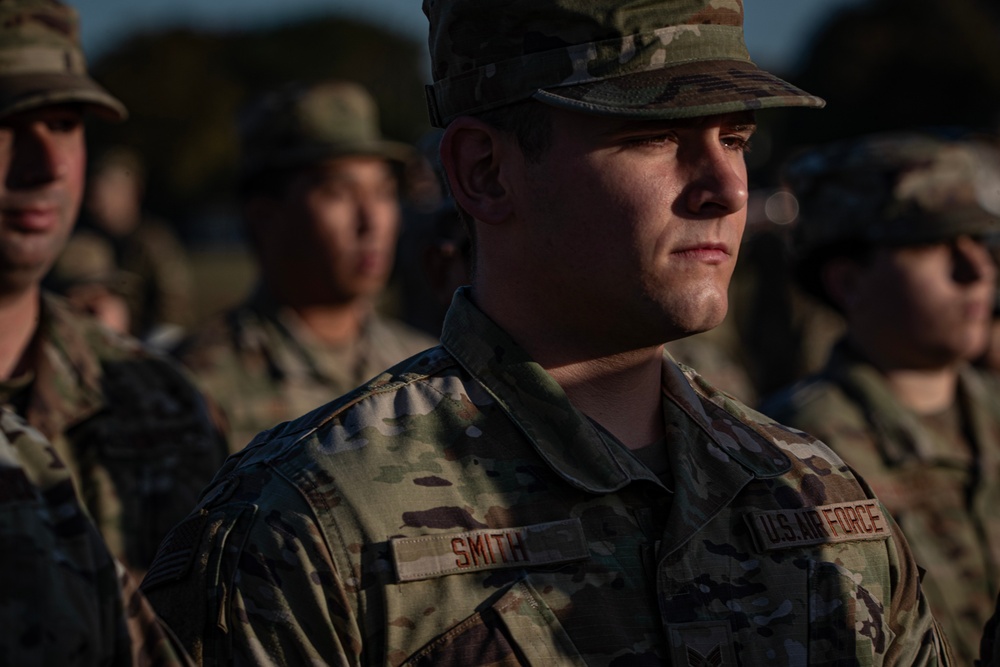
left=745, top=500, right=892, bottom=552
left=390, top=518, right=588, bottom=582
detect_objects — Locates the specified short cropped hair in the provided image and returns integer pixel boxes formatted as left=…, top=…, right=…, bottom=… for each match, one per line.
left=452, top=100, right=553, bottom=240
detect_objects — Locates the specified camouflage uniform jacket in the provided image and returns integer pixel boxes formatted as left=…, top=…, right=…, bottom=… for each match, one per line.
left=760, top=341, right=1000, bottom=665
left=0, top=407, right=193, bottom=666
left=0, top=293, right=227, bottom=574
left=173, top=289, right=436, bottom=452
left=143, top=289, right=949, bottom=666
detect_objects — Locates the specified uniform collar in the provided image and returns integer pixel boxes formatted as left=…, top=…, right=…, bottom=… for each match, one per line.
left=825, top=340, right=982, bottom=466
left=242, top=285, right=378, bottom=387
left=440, top=288, right=790, bottom=497
left=19, top=293, right=106, bottom=440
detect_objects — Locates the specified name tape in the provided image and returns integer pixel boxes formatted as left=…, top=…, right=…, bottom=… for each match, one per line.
left=390, top=518, right=588, bottom=582
left=745, top=500, right=892, bottom=552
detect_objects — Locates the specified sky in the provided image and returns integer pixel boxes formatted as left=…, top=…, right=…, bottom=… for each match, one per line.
left=70, top=0, right=869, bottom=75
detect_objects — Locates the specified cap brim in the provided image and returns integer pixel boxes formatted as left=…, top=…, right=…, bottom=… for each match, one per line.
left=0, top=73, right=127, bottom=122
left=240, top=140, right=416, bottom=180
left=533, top=59, right=824, bottom=119
left=874, top=209, right=1000, bottom=247
left=332, top=139, right=415, bottom=165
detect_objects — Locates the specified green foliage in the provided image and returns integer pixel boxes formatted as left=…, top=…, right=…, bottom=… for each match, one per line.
left=86, top=16, right=430, bottom=235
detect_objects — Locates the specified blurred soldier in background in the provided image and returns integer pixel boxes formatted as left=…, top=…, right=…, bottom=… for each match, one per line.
left=0, top=408, right=191, bottom=665
left=761, top=132, right=1000, bottom=664
left=143, top=0, right=950, bottom=663
left=45, top=229, right=133, bottom=334
left=76, top=146, right=195, bottom=349
left=173, top=80, right=435, bottom=452
left=0, top=0, right=226, bottom=575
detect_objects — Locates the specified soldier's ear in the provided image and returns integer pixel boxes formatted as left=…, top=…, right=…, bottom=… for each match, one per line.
left=439, top=116, right=514, bottom=226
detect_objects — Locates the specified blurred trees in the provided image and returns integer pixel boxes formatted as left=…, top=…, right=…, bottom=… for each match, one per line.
left=752, top=0, right=1000, bottom=184
left=86, top=17, right=429, bottom=244
left=83, top=1, right=1000, bottom=240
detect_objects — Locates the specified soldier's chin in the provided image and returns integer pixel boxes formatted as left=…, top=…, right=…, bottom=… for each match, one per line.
left=666, top=298, right=729, bottom=338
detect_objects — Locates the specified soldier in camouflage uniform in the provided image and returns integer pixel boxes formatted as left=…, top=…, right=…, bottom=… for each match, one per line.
left=77, top=146, right=196, bottom=349
left=143, top=1, right=950, bottom=664
left=760, top=133, right=1000, bottom=665
left=172, top=80, right=436, bottom=452
left=0, top=407, right=192, bottom=665
left=0, top=0, right=226, bottom=575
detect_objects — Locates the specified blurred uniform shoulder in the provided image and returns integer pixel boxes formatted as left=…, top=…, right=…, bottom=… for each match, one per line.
left=0, top=408, right=194, bottom=666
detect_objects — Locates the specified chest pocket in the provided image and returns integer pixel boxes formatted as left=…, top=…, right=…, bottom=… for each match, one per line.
left=402, top=578, right=587, bottom=667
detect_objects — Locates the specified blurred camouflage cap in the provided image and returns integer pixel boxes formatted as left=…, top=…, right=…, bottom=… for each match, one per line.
left=239, top=80, right=413, bottom=179
left=46, top=231, right=135, bottom=296
left=785, top=133, right=1000, bottom=257
left=0, top=0, right=126, bottom=121
left=422, top=0, right=825, bottom=128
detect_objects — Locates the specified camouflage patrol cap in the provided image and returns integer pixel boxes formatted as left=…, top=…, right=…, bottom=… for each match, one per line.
left=785, top=133, right=1000, bottom=258
left=46, top=231, right=135, bottom=297
left=239, top=80, right=413, bottom=180
left=422, top=0, right=825, bottom=127
left=0, top=0, right=126, bottom=121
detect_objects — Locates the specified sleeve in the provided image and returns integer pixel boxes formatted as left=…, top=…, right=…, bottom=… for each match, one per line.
left=864, top=481, right=954, bottom=666
left=142, top=475, right=363, bottom=666
left=118, top=561, right=196, bottom=667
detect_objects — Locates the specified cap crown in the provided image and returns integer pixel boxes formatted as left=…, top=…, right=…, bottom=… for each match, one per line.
left=424, top=0, right=824, bottom=125
left=786, top=134, right=1000, bottom=255
left=0, top=0, right=84, bottom=74
left=0, top=0, right=125, bottom=119
left=239, top=80, right=410, bottom=178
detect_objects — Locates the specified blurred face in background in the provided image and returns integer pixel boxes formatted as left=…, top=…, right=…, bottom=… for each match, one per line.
left=0, top=105, right=86, bottom=296
left=249, top=156, right=401, bottom=307
left=85, top=164, right=143, bottom=236
left=831, top=235, right=997, bottom=369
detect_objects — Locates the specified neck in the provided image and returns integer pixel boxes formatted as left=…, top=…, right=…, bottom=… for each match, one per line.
left=846, top=335, right=960, bottom=414
left=471, top=283, right=667, bottom=448
left=881, top=365, right=959, bottom=414
left=0, top=286, right=41, bottom=381
left=545, top=347, right=666, bottom=449
left=291, top=301, right=370, bottom=346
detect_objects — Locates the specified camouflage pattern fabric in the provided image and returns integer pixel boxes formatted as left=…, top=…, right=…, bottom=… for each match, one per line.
left=0, top=0, right=126, bottom=120
left=0, top=407, right=192, bottom=666
left=238, top=80, right=412, bottom=180
left=760, top=341, right=1000, bottom=665
left=0, top=293, right=228, bottom=575
left=173, top=289, right=436, bottom=453
left=785, top=133, right=1000, bottom=259
left=665, top=321, right=757, bottom=406
left=423, top=0, right=824, bottom=126
left=143, top=288, right=949, bottom=666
